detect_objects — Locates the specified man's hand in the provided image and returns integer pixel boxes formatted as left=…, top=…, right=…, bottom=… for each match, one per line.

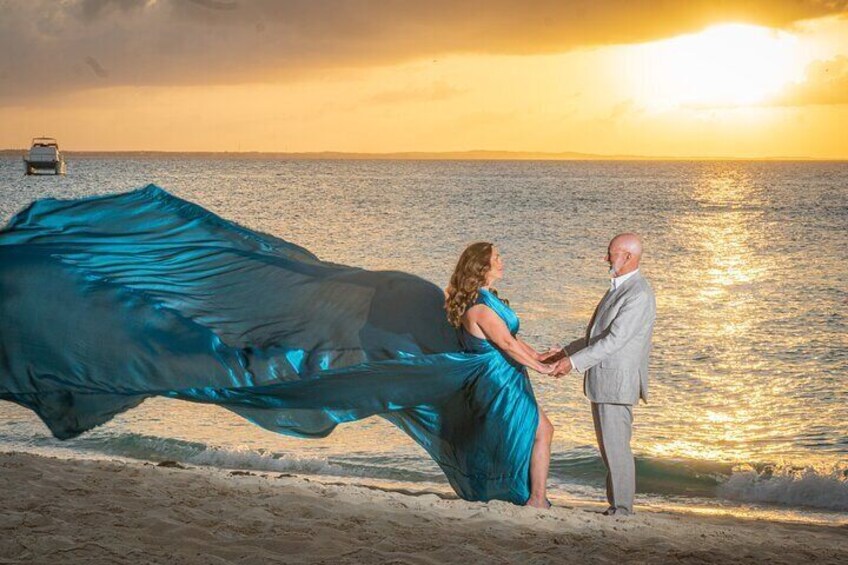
left=539, top=346, right=565, bottom=364
left=551, top=356, right=573, bottom=378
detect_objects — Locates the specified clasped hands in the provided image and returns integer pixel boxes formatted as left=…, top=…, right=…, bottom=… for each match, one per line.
left=537, top=347, right=572, bottom=378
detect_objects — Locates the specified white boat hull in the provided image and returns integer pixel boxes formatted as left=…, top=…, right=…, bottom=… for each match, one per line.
left=24, top=139, right=66, bottom=175
left=24, top=158, right=66, bottom=175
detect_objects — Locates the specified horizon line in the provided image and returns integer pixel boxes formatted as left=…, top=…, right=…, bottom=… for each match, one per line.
left=1, top=148, right=844, bottom=161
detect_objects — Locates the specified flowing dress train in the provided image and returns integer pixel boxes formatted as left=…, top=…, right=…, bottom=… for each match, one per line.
left=0, top=185, right=540, bottom=504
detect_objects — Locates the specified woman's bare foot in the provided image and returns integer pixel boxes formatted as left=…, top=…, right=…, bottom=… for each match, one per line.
left=525, top=496, right=552, bottom=509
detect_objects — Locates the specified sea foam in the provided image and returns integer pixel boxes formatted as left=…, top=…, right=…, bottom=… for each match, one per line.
left=718, top=464, right=848, bottom=512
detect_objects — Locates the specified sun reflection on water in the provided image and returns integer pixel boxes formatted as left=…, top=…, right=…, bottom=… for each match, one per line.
left=648, top=163, right=803, bottom=464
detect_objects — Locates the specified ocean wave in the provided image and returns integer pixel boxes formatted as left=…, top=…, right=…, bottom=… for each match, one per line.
left=188, top=446, right=350, bottom=476
left=718, top=464, right=848, bottom=512
left=66, top=433, right=354, bottom=476
left=549, top=449, right=730, bottom=498
left=550, top=450, right=848, bottom=511
left=45, top=432, right=441, bottom=481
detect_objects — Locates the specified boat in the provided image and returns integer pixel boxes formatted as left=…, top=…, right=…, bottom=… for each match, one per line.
left=24, top=137, right=66, bottom=175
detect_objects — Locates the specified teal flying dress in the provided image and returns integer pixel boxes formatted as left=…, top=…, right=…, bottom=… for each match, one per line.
left=0, top=185, right=539, bottom=504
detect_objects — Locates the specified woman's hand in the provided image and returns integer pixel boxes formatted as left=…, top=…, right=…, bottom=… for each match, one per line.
left=534, top=362, right=557, bottom=375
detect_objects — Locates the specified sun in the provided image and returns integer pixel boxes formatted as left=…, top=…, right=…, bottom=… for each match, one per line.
left=625, top=23, right=805, bottom=110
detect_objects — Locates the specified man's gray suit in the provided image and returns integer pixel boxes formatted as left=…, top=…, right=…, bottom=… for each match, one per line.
left=567, top=271, right=656, bottom=513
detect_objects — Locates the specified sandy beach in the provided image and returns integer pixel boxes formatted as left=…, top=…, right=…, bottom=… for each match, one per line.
left=1, top=451, right=845, bottom=564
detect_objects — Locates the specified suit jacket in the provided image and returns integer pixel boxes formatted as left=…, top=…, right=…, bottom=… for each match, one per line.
left=567, top=272, right=656, bottom=405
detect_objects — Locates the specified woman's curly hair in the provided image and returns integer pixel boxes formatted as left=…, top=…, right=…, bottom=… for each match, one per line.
left=445, top=242, right=495, bottom=328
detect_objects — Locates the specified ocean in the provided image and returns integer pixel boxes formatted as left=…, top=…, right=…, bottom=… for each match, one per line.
left=1, top=156, right=846, bottom=524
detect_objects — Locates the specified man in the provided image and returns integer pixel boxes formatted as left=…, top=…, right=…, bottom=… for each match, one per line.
left=547, top=233, right=656, bottom=516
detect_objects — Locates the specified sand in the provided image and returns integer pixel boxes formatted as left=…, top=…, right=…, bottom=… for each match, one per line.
left=1, top=451, right=845, bottom=564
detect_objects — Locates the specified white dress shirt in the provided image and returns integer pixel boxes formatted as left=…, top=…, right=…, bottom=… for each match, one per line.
left=610, top=268, right=639, bottom=291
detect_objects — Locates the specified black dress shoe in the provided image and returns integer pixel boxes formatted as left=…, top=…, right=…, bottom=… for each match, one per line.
left=602, top=507, right=631, bottom=516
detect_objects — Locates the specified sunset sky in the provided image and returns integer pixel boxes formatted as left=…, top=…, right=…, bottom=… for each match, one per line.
left=1, top=0, right=847, bottom=158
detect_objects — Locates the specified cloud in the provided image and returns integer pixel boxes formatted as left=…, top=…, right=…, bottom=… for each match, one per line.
left=74, top=0, right=150, bottom=20
left=0, top=0, right=845, bottom=105
left=185, top=0, right=237, bottom=10
left=769, top=55, right=848, bottom=106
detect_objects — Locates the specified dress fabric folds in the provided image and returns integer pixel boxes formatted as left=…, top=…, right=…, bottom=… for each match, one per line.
left=0, top=185, right=539, bottom=504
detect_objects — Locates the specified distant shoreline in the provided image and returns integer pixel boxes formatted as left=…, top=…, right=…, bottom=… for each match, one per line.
left=1, top=149, right=843, bottom=161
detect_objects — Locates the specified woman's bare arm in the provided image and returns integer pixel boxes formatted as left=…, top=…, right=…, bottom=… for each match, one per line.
left=465, top=305, right=553, bottom=374
left=515, top=337, right=547, bottom=361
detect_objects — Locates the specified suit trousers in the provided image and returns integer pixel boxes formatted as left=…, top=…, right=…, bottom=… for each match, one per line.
left=591, top=402, right=635, bottom=513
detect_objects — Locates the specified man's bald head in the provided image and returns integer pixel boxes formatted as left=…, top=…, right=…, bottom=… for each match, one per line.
left=611, top=233, right=643, bottom=258
left=607, top=233, right=643, bottom=276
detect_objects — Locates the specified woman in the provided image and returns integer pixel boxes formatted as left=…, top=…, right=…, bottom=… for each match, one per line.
left=445, top=242, right=555, bottom=508
left=0, top=185, right=556, bottom=507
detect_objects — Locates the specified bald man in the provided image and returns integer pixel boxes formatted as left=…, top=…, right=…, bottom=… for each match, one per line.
left=548, top=233, right=656, bottom=515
